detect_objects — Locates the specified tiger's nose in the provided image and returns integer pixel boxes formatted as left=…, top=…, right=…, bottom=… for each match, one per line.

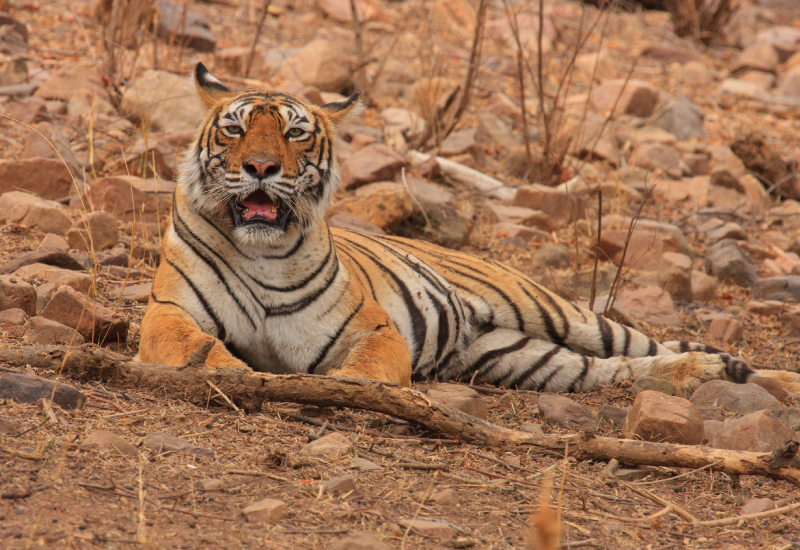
left=244, top=160, right=281, bottom=179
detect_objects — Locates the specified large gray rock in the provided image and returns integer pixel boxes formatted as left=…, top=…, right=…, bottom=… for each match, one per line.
left=538, top=394, right=596, bottom=432
left=157, top=1, right=217, bottom=52
left=704, top=239, right=758, bottom=288
left=689, top=380, right=782, bottom=415
left=650, top=96, right=705, bottom=141
left=752, top=276, right=800, bottom=302
left=0, top=372, right=86, bottom=409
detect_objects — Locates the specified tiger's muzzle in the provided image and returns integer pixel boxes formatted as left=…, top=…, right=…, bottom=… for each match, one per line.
left=230, top=189, right=293, bottom=232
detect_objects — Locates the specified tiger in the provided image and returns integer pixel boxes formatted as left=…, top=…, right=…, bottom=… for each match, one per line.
left=138, top=62, right=800, bottom=399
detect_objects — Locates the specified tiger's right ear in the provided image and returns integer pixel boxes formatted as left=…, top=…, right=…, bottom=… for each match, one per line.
left=195, top=63, right=233, bottom=109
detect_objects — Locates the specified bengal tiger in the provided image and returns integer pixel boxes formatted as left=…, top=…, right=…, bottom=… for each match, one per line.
left=138, top=63, right=800, bottom=398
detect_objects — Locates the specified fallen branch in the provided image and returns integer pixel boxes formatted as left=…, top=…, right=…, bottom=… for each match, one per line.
left=408, top=150, right=516, bottom=200
left=2, top=344, right=800, bottom=487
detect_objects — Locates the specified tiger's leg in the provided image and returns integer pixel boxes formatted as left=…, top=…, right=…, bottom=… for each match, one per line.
left=458, top=328, right=746, bottom=397
left=139, top=300, right=246, bottom=369
left=322, top=295, right=413, bottom=386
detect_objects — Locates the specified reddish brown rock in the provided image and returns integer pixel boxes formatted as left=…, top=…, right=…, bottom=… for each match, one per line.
left=26, top=316, right=85, bottom=346
left=690, top=380, right=782, bottom=415
left=398, top=519, right=455, bottom=539
left=242, top=498, right=287, bottom=523
left=512, top=184, right=586, bottom=227
left=616, top=286, right=682, bottom=328
left=340, top=144, right=406, bottom=190
left=748, top=377, right=787, bottom=404
left=0, top=191, right=72, bottom=235
left=426, top=384, right=487, bottom=420
left=713, top=410, right=796, bottom=452
left=491, top=222, right=549, bottom=243
left=0, top=158, right=77, bottom=200
left=0, top=372, right=86, bottom=410
left=480, top=203, right=554, bottom=231
left=538, top=394, right=597, bottom=432
left=14, top=263, right=93, bottom=294
left=38, top=234, right=70, bottom=252
left=81, top=430, right=137, bottom=456
left=741, top=498, right=776, bottom=515
left=0, top=275, right=36, bottom=316
left=707, top=318, right=744, bottom=343
left=0, top=247, right=85, bottom=275
left=330, top=532, right=391, bottom=550
left=658, top=252, right=692, bottom=302
left=79, top=176, right=163, bottom=223
left=327, top=182, right=412, bottom=229
left=40, top=286, right=128, bottom=345
left=691, top=271, right=718, bottom=303
left=440, top=128, right=485, bottom=166
left=67, top=210, right=120, bottom=251
left=626, top=391, right=704, bottom=444
left=591, top=79, right=663, bottom=118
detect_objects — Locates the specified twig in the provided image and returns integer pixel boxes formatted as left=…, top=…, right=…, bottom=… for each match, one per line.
left=465, top=465, right=579, bottom=491
left=285, top=412, right=458, bottom=443
left=206, top=380, right=242, bottom=414
left=695, top=500, right=800, bottom=527
left=0, top=446, right=45, bottom=461
left=306, top=420, right=329, bottom=442
left=588, top=189, right=602, bottom=311
left=400, top=168, right=434, bottom=236
left=624, top=483, right=697, bottom=523
left=396, top=462, right=449, bottom=471
left=1, top=483, right=52, bottom=499
left=401, top=471, right=439, bottom=549
left=178, top=339, right=215, bottom=370
left=633, top=460, right=722, bottom=486
left=348, top=0, right=366, bottom=101
left=245, top=0, right=273, bottom=78
left=223, top=470, right=290, bottom=482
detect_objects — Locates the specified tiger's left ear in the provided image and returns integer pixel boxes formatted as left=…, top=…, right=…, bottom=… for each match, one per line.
left=320, top=92, right=362, bottom=125
left=194, top=62, right=233, bottom=109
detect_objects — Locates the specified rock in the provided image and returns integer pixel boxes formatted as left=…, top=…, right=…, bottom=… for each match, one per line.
left=199, top=479, right=225, bottom=492
left=705, top=222, right=748, bottom=244
left=748, top=377, right=787, bottom=404
left=380, top=107, right=426, bottom=140
left=121, top=70, right=205, bottom=133
left=321, top=475, right=357, bottom=495
left=66, top=211, right=120, bottom=251
left=121, top=283, right=152, bottom=303
left=440, top=129, right=484, bottom=165
left=752, top=276, right=800, bottom=302
left=41, top=286, right=128, bottom=345
left=426, top=384, right=487, bottom=420
left=340, top=144, right=406, bottom=190
left=409, top=76, right=459, bottom=120
left=241, top=498, right=287, bottom=523
left=79, top=176, right=163, bottom=223
left=20, top=122, right=81, bottom=173
left=718, top=78, right=771, bottom=101
left=330, top=532, right=391, bottom=550
left=598, top=219, right=688, bottom=271
left=328, top=182, right=412, bottom=229
left=704, top=239, right=758, bottom=288
left=0, top=247, right=85, bottom=275
left=156, top=0, right=216, bottom=52
left=0, top=275, right=36, bottom=316
left=631, top=142, right=685, bottom=179
left=0, top=158, right=77, bottom=200
left=756, top=26, right=800, bottom=62
left=680, top=60, right=713, bottom=85
left=781, top=308, right=800, bottom=337
left=34, top=65, right=108, bottom=104
left=13, top=263, right=92, bottom=294
left=0, top=417, right=22, bottom=435
left=398, top=519, right=455, bottom=539
left=0, top=307, right=27, bottom=329
left=615, top=287, right=682, bottom=328
left=658, top=252, right=692, bottom=302
left=532, top=244, right=570, bottom=269
left=697, top=405, right=724, bottom=422
left=350, top=133, right=378, bottom=151
left=690, top=380, right=783, bottom=415
left=512, top=184, right=586, bottom=227
left=703, top=420, right=723, bottom=445
left=776, top=68, right=800, bottom=98
left=520, top=421, right=544, bottom=435
left=81, top=430, right=137, bottom=456
left=713, top=410, right=795, bottom=452
left=708, top=318, right=744, bottom=343
left=315, top=0, right=396, bottom=24
left=745, top=300, right=783, bottom=316
left=328, top=214, right=385, bottom=235
left=26, top=316, right=85, bottom=346
left=299, top=432, right=352, bottom=459
left=491, top=223, right=549, bottom=243
left=630, top=376, right=677, bottom=397
left=143, top=432, right=215, bottom=458
left=477, top=112, right=517, bottom=149
left=591, top=79, right=663, bottom=118
left=740, top=70, right=775, bottom=90
left=2, top=96, right=48, bottom=123
left=709, top=167, right=744, bottom=192
left=39, top=234, right=69, bottom=252
left=650, top=96, right=704, bottom=141
left=734, top=42, right=780, bottom=73
left=683, top=152, right=711, bottom=176
left=0, top=372, right=86, bottom=409
left=742, top=498, right=776, bottom=515
left=350, top=457, right=381, bottom=471
left=480, top=203, right=554, bottom=232
left=431, top=488, right=460, bottom=506
left=214, top=46, right=267, bottom=77
left=278, top=39, right=351, bottom=93
left=538, top=394, right=597, bottom=432
left=626, top=391, right=704, bottom=444
left=598, top=404, right=629, bottom=429
left=691, top=271, right=718, bottom=303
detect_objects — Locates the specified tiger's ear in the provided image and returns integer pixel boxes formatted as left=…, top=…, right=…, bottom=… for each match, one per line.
left=194, top=62, right=233, bottom=109
left=320, top=92, right=362, bottom=125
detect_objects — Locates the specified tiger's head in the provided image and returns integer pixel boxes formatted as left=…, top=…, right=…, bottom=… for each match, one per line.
left=180, top=63, right=360, bottom=245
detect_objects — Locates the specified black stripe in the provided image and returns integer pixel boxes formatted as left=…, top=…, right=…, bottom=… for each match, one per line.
left=567, top=357, right=589, bottom=393
left=356, top=234, right=452, bottom=295
left=468, top=336, right=531, bottom=377
left=436, top=264, right=524, bottom=331
left=622, top=326, right=632, bottom=356
left=335, top=240, right=377, bottom=299
left=518, top=283, right=565, bottom=347
left=164, top=257, right=226, bottom=341
left=647, top=339, right=658, bottom=356
left=173, top=210, right=256, bottom=329
left=426, top=289, right=450, bottom=367
left=336, top=238, right=428, bottom=371
left=679, top=341, right=689, bottom=353
left=594, top=313, right=614, bottom=358
left=262, top=232, right=305, bottom=259
left=249, top=233, right=334, bottom=292
left=503, top=346, right=561, bottom=389
left=262, top=260, right=340, bottom=317
left=307, top=296, right=365, bottom=374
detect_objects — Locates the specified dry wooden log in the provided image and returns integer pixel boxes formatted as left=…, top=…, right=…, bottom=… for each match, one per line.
left=2, top=343, right=799, bottom=487
left=408, top=150, right=516, bottom=201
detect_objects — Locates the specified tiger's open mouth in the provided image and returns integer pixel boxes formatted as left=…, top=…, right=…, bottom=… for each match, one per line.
left=231, top=190, right=292, bottom=231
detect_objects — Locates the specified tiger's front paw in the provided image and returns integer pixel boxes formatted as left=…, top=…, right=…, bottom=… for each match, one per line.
left=660, top=353, right=727, bottom=398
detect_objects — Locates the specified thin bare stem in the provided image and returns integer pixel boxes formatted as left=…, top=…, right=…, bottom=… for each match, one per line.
left=245, top=0, right=273, bottom=78
left=588, top=188, right=602, bottom=311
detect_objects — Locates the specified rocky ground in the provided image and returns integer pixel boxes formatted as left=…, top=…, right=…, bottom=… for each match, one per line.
left=2, top=0, right=800, bottom=548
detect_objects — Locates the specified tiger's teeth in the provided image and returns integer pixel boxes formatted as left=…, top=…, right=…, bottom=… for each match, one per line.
left=270, top=207, right=277, bottom=213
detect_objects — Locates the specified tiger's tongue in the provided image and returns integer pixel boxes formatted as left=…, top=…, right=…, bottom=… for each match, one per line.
left=241, top=192, right=278, bottom=221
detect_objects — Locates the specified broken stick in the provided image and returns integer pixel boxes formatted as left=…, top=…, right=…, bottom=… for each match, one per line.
left=1, top=344, right=799, bottom=487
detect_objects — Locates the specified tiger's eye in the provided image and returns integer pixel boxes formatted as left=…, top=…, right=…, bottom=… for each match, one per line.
left=287, top=128, right=304, bottom=138
left=226, top=126, right=243, bottom=136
